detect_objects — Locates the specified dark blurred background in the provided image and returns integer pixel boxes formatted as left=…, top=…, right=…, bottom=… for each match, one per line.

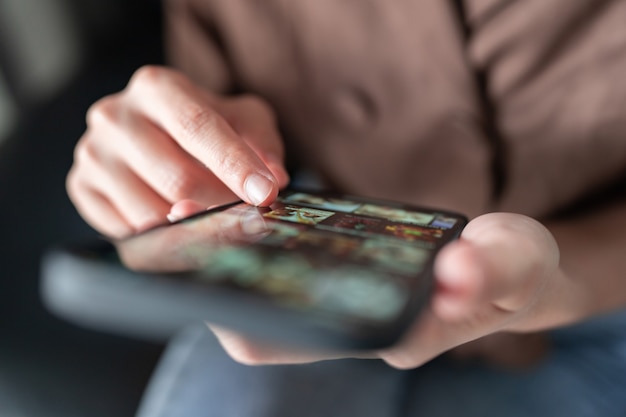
left=0, top=1, right=166, bottom=416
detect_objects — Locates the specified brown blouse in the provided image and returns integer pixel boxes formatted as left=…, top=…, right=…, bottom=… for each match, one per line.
left=164, top=0, right=626, bottom=219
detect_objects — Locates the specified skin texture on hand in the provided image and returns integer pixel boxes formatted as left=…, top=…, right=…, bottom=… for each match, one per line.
left=184, top=212, right=563, bottom=369
left=67, top=66, right=289, bottom=239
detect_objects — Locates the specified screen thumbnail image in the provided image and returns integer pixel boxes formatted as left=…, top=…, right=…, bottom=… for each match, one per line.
left=322, top=214, right=383, bottom=234
left=354, top=238, right=430, bottom=275
left=430, top=215, right=459, bottom=229
left=382, top=224, right=443, bottom=244
left=290, top=230, right=362, bottom=258
left=282, top=192, right=363, bottom=213
left=263, top=205, right=336, bottom=225
left=354, top=204, right=434, bottom=225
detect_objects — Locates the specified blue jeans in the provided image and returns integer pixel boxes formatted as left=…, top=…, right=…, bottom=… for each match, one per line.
left=136, top=311, right=626, bottom=417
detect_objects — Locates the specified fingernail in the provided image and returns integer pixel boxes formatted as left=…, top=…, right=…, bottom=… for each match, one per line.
left=244, top=174, right=274, bottom=206
left=166, top=213, right=181, bottom=223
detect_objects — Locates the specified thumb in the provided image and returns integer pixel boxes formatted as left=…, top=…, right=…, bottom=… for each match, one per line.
left=433, top=213, right=560, bottom=320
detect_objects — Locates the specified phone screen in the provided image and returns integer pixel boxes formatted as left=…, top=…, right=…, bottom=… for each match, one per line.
left=113, top=189, right=467, bottom=330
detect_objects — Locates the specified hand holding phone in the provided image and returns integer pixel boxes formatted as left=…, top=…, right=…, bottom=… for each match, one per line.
left=42, top=188, right=468, bottom=350
left=203, top=211, right=562, bottom=370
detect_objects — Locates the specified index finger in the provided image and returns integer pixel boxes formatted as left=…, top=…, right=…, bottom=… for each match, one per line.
left=127, top=66, right=279, bottom=206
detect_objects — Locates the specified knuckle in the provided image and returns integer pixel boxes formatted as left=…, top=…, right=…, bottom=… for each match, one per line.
left=65, top=168, right=82, bottom=200
left=72, top=137, right=97, bottom=166
left=129, top=65, right=190, bottom=97
left=129, top=65, right=170, bottom=91
left=86, top=95, right=120, bottom=127
left=67, top=143, right=100, bottom=201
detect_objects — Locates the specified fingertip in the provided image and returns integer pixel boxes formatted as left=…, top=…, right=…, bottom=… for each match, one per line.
left=432, top=241, right=486, bottom=320
left=244, top=173, right=279, bottom=206
left=435, top=241, right=484, bottom=294
left=168, top=199, right=206, bottom=222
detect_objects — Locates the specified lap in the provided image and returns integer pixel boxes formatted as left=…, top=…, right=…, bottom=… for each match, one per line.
left=137, top=311, right=626, bottom=417
left=135, top=325, right=407, bottom=417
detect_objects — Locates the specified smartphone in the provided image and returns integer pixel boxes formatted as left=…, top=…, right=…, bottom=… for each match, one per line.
left=42, top=188, right=467, bottom=350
